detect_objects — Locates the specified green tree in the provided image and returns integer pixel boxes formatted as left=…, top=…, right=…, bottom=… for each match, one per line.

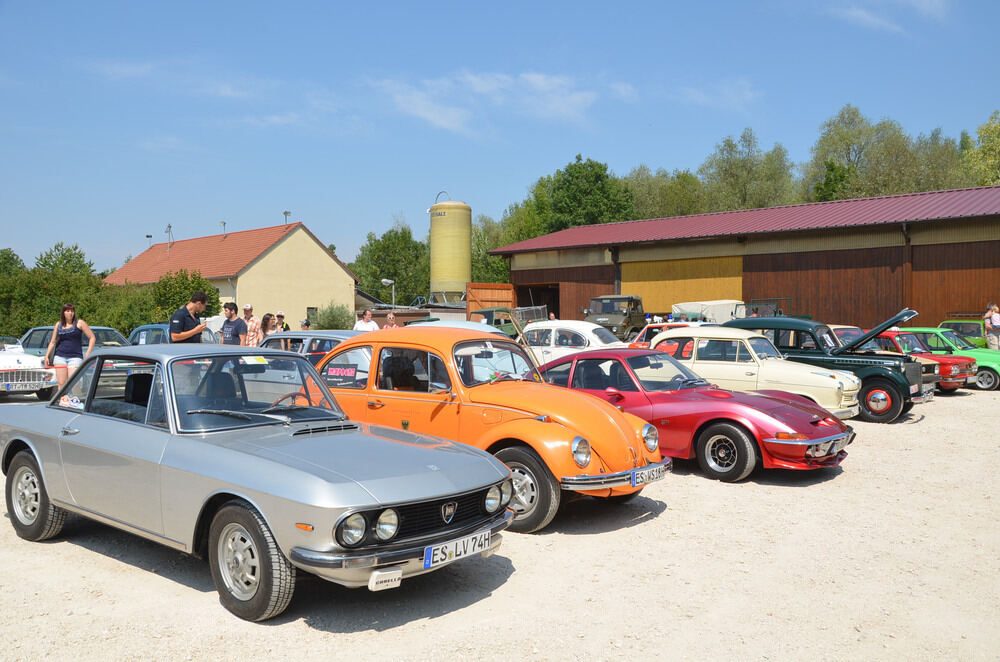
left=813, top=161, right=856, bottom=202
left=912, top=128, right=975, bottom=191
left=548, top=155, right=634, bottom=231
left=147, top=269, right=221, bottom=321
left=35, top=242, right=95, bottom=275
left=313, top=302, right=354, bottom=330
left=698, top=127, right=796, bottom=211
left=348, top=219, right=429, bottom=306
left=623, top=166, right=705, bottom=219
left=327, top=243, right=337, bottom=254
left=0, top=248, right=26, bottom=278
left=964, top=110, right=1000, bottom=186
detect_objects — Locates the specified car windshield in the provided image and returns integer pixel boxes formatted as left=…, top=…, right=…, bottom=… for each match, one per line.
left=625, top=352, right=705, bottom=391
left=453, top=340, right=541, bottom=387
left=171, top=353, right=344, bottom=432
left=592, top=327, right=620, bottom=344
left=942, top=330, right=976, bottom=349
left=747, top=337, right=782, bottom=359
left=834, top=327, right=881, bottom=351
left=92, top=328, right=128, bottom=347
left=895, top=333, right=928, bottom=353
left=589, top=298, right=627, bottom=314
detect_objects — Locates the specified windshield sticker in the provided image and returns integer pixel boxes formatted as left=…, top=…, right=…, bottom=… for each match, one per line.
left=326, top=364, right=358, bottom=387
left=59, top=395, right=84, bottom=410
left=241, top=356, right=269, bottom=364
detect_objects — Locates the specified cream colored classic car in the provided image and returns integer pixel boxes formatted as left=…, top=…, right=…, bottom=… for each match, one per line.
left=648, top=326, right=861, bottom=419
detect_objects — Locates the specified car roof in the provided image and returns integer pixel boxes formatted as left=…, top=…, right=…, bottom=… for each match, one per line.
left=263, top=330, right=362, bottom=340
left=88, top=344, right=295, bottom=362
left=337, top=326, right=523, bottom=345
left=522, top=320, right=607, bottom=332
left=901, top=326, right=947, bottom=333
left=538, top=348, right=661, bottom=368
left=725, top=317, right=822, bottom=330
left=406, top=320, right=509, bottom=335
left=653, top=326, right=767, bottom=340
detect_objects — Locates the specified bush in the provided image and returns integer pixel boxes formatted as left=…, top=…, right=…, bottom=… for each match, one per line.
left=314, top=302, right=354, bottom=330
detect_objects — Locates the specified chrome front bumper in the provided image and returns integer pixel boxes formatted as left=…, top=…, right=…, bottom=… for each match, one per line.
left=560, top=458, right=672, bottom=491
left=832, top=404, right=861, bottom=419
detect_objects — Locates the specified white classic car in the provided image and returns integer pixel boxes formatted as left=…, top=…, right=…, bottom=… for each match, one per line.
left=649, top=326, right=861, bottom=419
left=520, top=320, right=628, bottom=365
left=0, top=341, right=57, bottom=400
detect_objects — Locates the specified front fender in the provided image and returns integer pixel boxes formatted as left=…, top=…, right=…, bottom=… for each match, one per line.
left=480, top=417, right=581, bottom=480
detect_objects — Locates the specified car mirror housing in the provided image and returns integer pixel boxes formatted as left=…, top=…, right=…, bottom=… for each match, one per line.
left=604, top=386, right=624, bottom=400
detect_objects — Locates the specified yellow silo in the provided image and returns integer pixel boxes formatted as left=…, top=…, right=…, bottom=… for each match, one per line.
left=428, top=197, right=472, bottom=303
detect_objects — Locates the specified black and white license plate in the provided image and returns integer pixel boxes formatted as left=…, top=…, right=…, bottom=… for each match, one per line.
left=423, top=530, right=491, bottom=569
left=5, top=382, right=41, bottom=392
left=631, top=463, right=667, bottom=487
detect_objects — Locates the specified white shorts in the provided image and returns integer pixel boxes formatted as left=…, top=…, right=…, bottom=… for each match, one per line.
left=53, top=356, right=83, bottom=370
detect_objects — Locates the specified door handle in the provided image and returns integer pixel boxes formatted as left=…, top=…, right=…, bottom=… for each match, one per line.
left=367, top=400, right=385, bottom=409
left=61, top=427, right=80, bottom=436
left=745, top=371, right=756, bottom=376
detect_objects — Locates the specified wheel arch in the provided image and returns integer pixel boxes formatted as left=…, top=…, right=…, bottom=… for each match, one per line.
left=692, top=417, right=763, bottom=462
left=191, top=492, right=267, bottom=560
left=2, top=438, right=35, bottom=475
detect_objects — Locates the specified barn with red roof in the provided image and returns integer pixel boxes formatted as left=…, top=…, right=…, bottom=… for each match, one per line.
left=490, top=186, right=1000, bottom=328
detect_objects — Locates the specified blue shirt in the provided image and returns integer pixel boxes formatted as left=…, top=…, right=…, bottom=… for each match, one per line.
left=221, top=317, right=248, bottom=345
left=169, top=306, right=201, bottom=343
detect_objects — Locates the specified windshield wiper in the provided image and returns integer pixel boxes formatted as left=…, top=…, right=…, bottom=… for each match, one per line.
left=678, top=377, right=707, bottom=388
left=261, top=404, right=347, bottom=420
left=489, top=371, right=523, bottom=384
left=186, top=408, right=291, bottom=424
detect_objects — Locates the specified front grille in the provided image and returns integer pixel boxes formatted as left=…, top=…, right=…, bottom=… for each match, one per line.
left=0, top=369, right=49, bottom=383
left=921, top=363, right=935, bottom=375
left=904, top=362, right=922, bottom=387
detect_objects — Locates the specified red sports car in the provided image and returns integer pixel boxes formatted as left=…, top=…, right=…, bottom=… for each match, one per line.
left=875, top=330, right=977, bottom=392
left=538, top=349, right=854, bottom=482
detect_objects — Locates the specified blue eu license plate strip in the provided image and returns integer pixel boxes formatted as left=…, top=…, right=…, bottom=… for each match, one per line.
left=631, top=464, right=666, bottom=487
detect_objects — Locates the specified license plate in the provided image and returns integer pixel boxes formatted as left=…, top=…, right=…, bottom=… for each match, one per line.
left=423, top=530, right=491, bottom=569
left=631, top=463, right=666, bottom=487
left=5, top=382, right=41, bottom=392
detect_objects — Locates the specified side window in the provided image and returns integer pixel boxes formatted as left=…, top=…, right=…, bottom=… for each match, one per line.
left=736, top=342, right=754, bottom=362
left=25, top=329, right=52, bottom=349
left=657, top=337, right=694, bottom=360
left=696, top=339, right=737, bottom=362
left=919, top=334, right=944, bottom=350
left=542, top=362, right=571, bottom=387
left=146, top=367, right=168, bottom=428
left=260, top=338, right=283, bottom=350
left=427, top=353, right=451, bottom=392
left=798, top=333, right=818, bottom=350
left=874, top=337, right=896, bottom=351
left=377, top=347, right=428, bottom=392
left=54, top=361, right=97, bottom=410
left=87, top=359, right=157, bottom=424
left=557, top=330, right=587, bottom=348
left=571, top=359, right=611, bottom=390
left=323, top=346, right=371, bottom=389
left=524, top=329, right=551, bottom=347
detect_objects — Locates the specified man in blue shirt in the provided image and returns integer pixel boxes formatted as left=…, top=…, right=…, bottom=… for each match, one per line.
left=220, top=302, right=248, bottom=345
left=170, top=291, right=208, bottom=343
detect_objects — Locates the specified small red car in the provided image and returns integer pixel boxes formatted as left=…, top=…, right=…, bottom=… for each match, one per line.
left=874, top=330, right=977, bottom=392
left=538, top=349, right=854, bottom=482
left=628, top=322, right=714, bottom=349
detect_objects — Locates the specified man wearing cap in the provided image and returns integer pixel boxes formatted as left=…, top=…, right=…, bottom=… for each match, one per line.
left=242, top=304, right=261, bottom=346
left=300, top=319, right=311, bottom=330
left=276, top=311, right=291, bottom=332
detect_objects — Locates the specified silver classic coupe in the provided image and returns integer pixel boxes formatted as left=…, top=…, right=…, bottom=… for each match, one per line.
left=2, top=345, right=514, bottom=621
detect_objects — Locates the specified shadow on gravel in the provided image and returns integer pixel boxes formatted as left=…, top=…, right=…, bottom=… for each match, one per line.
left=289, top=552, right=515, bottom=632
left=55, top=514, right=213, bottom=592
left=540, top=493, right=668, bottom=537
left=668, top=457, right=843, bottom=487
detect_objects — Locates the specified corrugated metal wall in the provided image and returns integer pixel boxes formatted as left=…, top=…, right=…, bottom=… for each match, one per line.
left=910, top=239, right=1000, bottom=323
left=621, top=256, right=742, bottom=313
left=511, top=265, right=614, bottom=319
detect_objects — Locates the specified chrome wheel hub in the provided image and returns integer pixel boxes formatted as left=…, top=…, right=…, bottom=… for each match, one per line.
left=705, top=435, right=737, bottom=473
left=509, top=466, right=537, bottom=515
left=12, top=466, right=40, bottom=525
left=866, top=390, right=890, bottom=413
left=218, top=523, right=259, bottom=601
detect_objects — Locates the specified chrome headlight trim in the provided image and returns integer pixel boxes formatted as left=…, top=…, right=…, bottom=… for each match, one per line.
left=375, top=509, right=399, bottom=541
left=484, top=486, right=502, bottom=513
left=571, top=436, right=591, bottom=467
left=642, top=423, right=658, bottom=452
left=338, top=512, right=367, bottom=547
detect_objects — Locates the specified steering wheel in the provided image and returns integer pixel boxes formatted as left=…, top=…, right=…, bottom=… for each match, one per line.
left=270, top=391, right=311, bottom=407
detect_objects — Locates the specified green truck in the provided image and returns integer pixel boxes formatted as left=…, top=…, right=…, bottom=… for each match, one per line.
left=584, top=295, right=659, bottom=341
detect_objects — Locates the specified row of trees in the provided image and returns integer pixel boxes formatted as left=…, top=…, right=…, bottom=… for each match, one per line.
left=347, top=105, right=999, bottom=292
left=0, top=244, right=220, bottom=338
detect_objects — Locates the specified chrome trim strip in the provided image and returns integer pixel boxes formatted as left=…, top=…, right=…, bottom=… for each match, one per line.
left=761, top=430, right=854, bottom=446
left=289, top=509, right=514, bottom=570
left=559, top=458, right=672, bottom=491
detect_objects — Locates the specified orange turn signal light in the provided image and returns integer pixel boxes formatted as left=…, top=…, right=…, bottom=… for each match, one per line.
left=295, top=523, right=314, bottom=532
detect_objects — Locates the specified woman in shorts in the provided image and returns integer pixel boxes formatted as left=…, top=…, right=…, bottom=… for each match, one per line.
left=45, top=303, right=96, bottom=388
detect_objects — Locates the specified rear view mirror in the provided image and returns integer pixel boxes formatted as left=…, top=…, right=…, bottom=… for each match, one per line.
left=604, top=387, right=624, bottom=401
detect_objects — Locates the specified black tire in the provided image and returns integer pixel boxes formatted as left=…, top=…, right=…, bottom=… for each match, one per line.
left=857, top=379, right=904, bottom=423
left=695, top=422, right=758, bottom=482
left=208, top=502, right=295, bottom=621
left=35, top=387, right=56, bottom=401
left=495, top=446, right=561, bottom=533
left=974, top=368, right=999, bottom=391
left=5, top=451, right=66, bottom=541
left=901, top=401, right=915, bottom=415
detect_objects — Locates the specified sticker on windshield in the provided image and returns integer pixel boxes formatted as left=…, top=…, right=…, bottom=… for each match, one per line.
left=241, top=356, right=269, bottom=364
left=325, top=364, right=358, bottom=387
left=59, top=395, right=84, bottom=410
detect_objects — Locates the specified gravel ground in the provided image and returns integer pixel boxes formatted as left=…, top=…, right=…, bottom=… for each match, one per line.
left=1, top=388, right=998, bottom=661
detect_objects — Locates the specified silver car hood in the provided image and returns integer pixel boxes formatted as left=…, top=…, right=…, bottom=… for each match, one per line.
left=217, top=422, right=508, bottom=504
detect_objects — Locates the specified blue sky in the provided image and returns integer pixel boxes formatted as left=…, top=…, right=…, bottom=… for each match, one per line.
left=1, top=0, right=997, bottom=272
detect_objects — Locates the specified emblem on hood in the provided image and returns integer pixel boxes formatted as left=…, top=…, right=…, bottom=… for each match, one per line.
left=441, top=501, right=458, bottom=524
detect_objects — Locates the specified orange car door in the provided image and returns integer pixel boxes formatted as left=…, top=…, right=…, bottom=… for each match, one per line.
left=317, top=345, right=373, bottom=421
left=366, top=347, right=461, bottom=440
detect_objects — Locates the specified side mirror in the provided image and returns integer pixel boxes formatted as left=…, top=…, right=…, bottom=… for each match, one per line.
left=604, top=386, right=624, bottom=401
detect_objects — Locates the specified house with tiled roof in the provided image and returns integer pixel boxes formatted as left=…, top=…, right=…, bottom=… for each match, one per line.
left=489, top=186, right=1000, bottom=328
left=105, top=223, right=357, bottom=324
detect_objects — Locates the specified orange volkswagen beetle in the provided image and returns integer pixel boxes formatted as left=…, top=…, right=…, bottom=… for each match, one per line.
left=315, top=327, right=669, bottom=532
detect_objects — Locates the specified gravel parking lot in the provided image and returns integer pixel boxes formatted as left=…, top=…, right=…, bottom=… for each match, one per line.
left=2, top=389, right=998, bottom=661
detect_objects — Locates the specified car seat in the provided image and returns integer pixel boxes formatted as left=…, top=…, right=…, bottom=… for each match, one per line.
left=574, top=362, right=606, bottom=390
left=609, top=362, right=634, bottom=391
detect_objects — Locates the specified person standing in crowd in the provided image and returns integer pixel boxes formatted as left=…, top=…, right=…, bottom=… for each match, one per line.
left=986, top=302, right=1000, bottom=351
left=220, top=302, right=247, bottom=345
left=276, top=311, right=291, bottom=332
left=548, top=312, right=557, bottom=320
left=170, top=291, right=208, bottom=344
left=383, top=312, right=399, bottom=329
left=353, top=309, right=379, bottom=331
left=243, top=304, right=261, bottom=346
left=260, top=313, right=277, bottom=341
left=44, top=303, right=96, bottom=388
left=300, top=318, right=311, bottom=330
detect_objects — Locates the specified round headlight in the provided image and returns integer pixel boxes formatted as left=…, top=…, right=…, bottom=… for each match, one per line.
left=571, top=436, right=591, bottom=467
left=375, top=509, right=399, bottom=541
left=642, top=423, right=658, bottom=452
left=500, top=479, right=513, bottom=505
left=484, top=486, right=502, bottom=513
left=339, top=513, right=367, bottom=546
